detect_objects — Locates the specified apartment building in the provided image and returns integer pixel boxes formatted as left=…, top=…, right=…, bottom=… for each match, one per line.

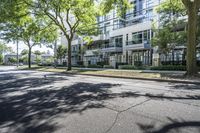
left=61, top=0, right=163, bottom=68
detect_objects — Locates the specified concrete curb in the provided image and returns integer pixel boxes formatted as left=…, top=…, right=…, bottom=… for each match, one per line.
left=74, top=73, right=200, bottom=85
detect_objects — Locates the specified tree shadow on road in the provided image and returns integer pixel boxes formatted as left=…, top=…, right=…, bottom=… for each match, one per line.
left=0, top=74, right=200, bottom=133
left=169, top=84, right=200, bottom=90
left=0, top=80, right=123, bottom=133
left=137, top=117, right=200, bottom=133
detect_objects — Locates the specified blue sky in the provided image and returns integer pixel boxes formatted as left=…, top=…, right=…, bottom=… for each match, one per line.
left=6, top=41, right=54, bottom=55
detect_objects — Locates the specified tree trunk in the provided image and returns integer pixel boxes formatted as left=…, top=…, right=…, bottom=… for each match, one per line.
left=28, top=47, right=32, bottom=69
left=67, top=40, right=72, bottom=71
left=186, top=3, right=198, bottom=76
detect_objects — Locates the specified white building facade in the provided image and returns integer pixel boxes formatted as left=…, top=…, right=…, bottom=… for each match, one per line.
left=61, top=0, right=165, bottom=68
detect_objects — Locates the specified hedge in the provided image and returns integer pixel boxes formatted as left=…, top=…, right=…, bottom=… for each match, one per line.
left=103, top=65, right=114, bottom=69
left=150, top=65, right=186, bottom=71
left=88, top=64, right=103, bottom=68
left=119, top=65, right=145, bottom=70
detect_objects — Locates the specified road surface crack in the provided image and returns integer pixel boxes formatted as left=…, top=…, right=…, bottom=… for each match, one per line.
left=104, top=99, right=151, bottom=133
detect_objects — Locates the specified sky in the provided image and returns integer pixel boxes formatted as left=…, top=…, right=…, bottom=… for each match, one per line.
left=5, top=41, right=55, bottom=55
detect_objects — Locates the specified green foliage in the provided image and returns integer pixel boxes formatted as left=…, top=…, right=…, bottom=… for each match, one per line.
left=0, top=0, right=58, bottom=69
left=100, top=0, right=131, bottom=16
left=35, top=58, right=41, bottom=64
left=8, top=57, right=17, bottom=63
left=150, top=65, right=186, bottom=71
left=56, top=45, right=67, bottom=60
left=33, top=50, right=42, bottom=56
left=156, top=0, right=185, bottom=25
left=88, top=64, right=103, bottom=68
left=20, top=56, right=28, bottom=63
left=0, top=0, right=30, bottom=23
left=45, top=58, right=53, bottom=64
left=0, top=42, right=13, bottom=54
left=103, top=65, right=114, bottom=69
left=119, top=65, right=145, bottom=70
left=96, top=61, right=108, bottom=67
left=0, top=55, right=3, bottom=64
left=28, top=0, right=101, bottom=70
left=21, top=49, right=28, bottom=56
left=152, top=0, right=187, bottom=54
left=154, top=0, right=200, bottom=75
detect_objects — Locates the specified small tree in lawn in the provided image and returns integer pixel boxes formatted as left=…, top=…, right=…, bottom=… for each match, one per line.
left=33, top=50, right=42, bottom=63
left=56, top=45, right=67, bottom=65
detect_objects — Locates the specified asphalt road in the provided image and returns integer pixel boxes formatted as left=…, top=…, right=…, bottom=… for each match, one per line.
left=0, top=66, right=200, bottom=133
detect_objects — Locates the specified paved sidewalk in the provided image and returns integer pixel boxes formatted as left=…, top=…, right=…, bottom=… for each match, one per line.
left=74, top=67, right=187, bottom=74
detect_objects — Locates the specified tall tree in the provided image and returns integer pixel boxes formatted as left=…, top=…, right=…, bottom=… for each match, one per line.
left=154, top=0, right=200, bottom=76
left=1, top=16, right=57, bottom=68
left=26, top=0, right=130, bottom=71
left=152, top=0, right=187, bottom=61
left=181, top=0, right=200, bottom=76
left=26, top=0, right=98, bottom=70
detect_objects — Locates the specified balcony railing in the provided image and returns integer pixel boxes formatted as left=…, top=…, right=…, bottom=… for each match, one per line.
left=84, top=43, right=123, bottom=55
left=126, top=41, right=151, bottom=49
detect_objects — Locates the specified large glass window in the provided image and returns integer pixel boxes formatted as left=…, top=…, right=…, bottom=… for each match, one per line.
left=131, top=30, right=152, bottom=45
left=115, top=36, right=123, bottom=47
left=110, top=36, right=123, bottom=47
left=132, top=32, right=143, bottom=44
left=133, top=0, right=143, bottom=17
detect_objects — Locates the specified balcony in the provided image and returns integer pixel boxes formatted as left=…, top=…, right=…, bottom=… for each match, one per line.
left=71, top=51, right=79, bottom=56
left=101, top=43, right=123, bottom=53
left=84, top=49, right=101, bottom=57
left=126, top=41, right=151, bottom=50
left=92, top=32, right=110, bottom=41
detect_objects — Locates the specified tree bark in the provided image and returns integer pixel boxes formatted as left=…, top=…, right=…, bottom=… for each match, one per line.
left=28, top=47, right=32, bottom=69
left=67, top=40, right=72, bottom=71
left=186, top=2, right=198, bottom=76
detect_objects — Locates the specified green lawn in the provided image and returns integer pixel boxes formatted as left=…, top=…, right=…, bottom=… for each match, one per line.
left=18, top=65, right=200, bottom=82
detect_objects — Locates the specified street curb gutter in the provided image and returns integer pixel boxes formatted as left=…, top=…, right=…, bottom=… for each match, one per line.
left=74, top=73, right=200, bottom=85
left=22, top=69, right=200, bottom=85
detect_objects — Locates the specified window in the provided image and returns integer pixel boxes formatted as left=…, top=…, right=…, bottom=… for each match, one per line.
left=143, top=31, right=148, bottom=41
left=132, top=32, right=143, bottom=44
left=113, top=20, right=118, bottom=30
left=131, top=30, right=152, bottom=45
left=105, top=22, right=110, bottom=33
left=133, top=0, right=143, bottom=17
left=115, top=36, right=123, bottom=47
left=111, top=36, right=123, bottom=47
left=113, top=20, right=125, bottom=30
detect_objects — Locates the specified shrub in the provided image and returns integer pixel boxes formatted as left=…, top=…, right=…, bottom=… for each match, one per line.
left=150, top=65, right=186, bottom=71
left=119, top=65, right=136, bottom=70
left=134, top=61, right=142, bottom=66
left=116, top=62, right=128, bottom=69
left=97, top=61, right=108, bottom=67
left=88, top=64, right=103, bottom=68
left=103, top=65, right=114, bottom=69
left=119, top=65, right=146, bottom=70
left=77, top=61, right=83, bottom=66
left=72, top=65, right=85, bottom=68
